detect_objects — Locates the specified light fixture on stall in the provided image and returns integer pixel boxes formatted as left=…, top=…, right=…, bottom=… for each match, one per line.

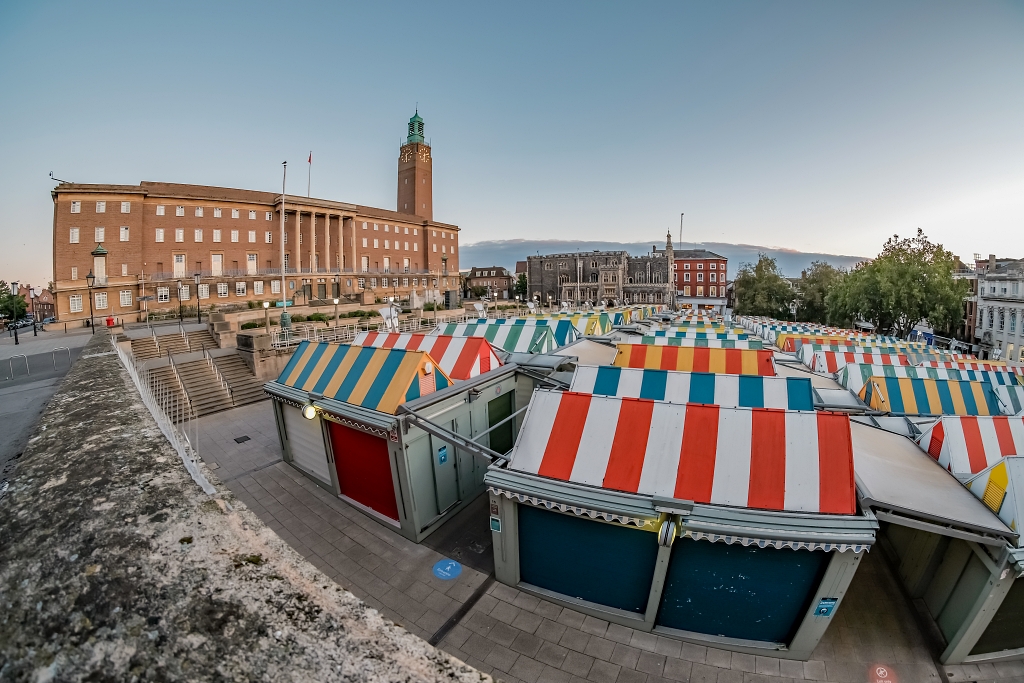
left=302, top=390, right=324, bottom=420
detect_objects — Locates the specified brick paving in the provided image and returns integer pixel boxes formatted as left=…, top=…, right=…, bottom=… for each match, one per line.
left=197, top=402, right=1024, bottom=683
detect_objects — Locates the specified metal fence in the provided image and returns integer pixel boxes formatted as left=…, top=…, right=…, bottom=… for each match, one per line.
left=268, top=314, right=475, bottom=349
left=111, top=337, right=215, bottom=495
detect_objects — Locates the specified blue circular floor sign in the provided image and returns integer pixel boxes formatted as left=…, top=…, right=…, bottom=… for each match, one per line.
left=432, top=558, right=462, bottom=580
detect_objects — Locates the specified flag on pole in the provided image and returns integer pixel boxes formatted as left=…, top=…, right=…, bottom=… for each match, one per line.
left=308, top=152, right=312, bottom=164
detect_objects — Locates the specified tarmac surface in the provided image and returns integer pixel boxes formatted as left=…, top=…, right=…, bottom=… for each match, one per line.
left=195, top=401, right=1017, bottom=683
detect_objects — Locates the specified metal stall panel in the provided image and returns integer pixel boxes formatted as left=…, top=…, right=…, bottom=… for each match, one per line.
left=972, top=579, right=1024, bottom=655
left=656, top=539, right=831, bottom=644
left=518, top=505, right=659, bottom=614
left=487, top=391, right=515, bottom=456
left=327, top=421, right=399, bottom=521
left=282, top=405, right=333, bottom=487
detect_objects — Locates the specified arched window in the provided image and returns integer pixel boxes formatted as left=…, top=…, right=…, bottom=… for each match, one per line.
left=999, top=311, right=1005, bottom=331
left=591, top=261, right=597, bottom=268
left=635, top=272, right=645, bottom=283
left=989, top=309, right=995, bottom=328
left=590, top=272, right=598, bottom=282
left=627, top=277, right=633, bottom=284
left=1011, top=310, right=1017, bottom=333
left=558, top=274, right=569, bottom=284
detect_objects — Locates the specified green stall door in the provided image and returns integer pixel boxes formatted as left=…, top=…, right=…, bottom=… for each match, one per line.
left=487, top=392, right=515, bottom=456
left=657, top=538, right=830, bottom=644
left=518, top=505, right=659, bottom=613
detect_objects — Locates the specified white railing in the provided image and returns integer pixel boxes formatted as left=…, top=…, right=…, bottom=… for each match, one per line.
left=112, top=338, right=215, bottom=495
left=205, top=349, right=233, bottom=404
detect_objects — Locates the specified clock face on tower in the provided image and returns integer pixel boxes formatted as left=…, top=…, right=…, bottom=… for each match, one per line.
left=400, top=147, right=413, bottom=163
left=418, top=147, right=431, bottom=163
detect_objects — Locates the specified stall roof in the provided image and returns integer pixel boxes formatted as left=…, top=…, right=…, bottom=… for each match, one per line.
left=852, top=421, right=1015, bottom=542
left=508, top=389, right=856, bottom=514
left=625, top=336, right=763, bottom=349
left=796, top=345, right=909, bottom=367
left=965, top=457, right=1024, bottom=535
left=275, top=341, right=452, bottom=415
left=551, top=338, right=618, bottom=366
left=811, top=351, right=911, bottom=374
left=570, top=366, right=813, bottom=410
left=859, top=377, right=1001, bottom=416
left=996, top=385, right=1024, bottom=415
left=351, top=332, right=501, bottom=381
left=917, top=415, right=1024, bottom=479
left=838, top=363, right=1020, bottom=395
left=613, top=345, right=776, bottom=376
left=432, top=320, right=558, bottom=354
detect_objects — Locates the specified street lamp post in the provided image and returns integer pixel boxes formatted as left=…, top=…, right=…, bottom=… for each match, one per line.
left=176, top=280, right=184, bottom=324
left=8, top=281, right=19, bottom=345
left=194, top=273, right=202, bottom=324
left=85, top=271, right=96, bottom=335
left=263, top=300, right=271, bottom=332
left=333, top=297, right=339, bottom=329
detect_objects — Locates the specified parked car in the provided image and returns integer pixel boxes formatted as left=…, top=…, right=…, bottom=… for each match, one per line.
left=42, top=317, right=56, bottom=324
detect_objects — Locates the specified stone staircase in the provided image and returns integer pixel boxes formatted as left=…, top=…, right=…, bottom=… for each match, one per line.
left=146, top=366, right=192, bottom=422
left=213, top=355, right=268, bottom=406
left=174, top=359, right=234, bottom=417
left=186, top=329, right=218, bottom=353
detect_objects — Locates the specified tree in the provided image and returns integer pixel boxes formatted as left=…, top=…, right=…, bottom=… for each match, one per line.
left=796, top=261, right=842, bottom=324
left=470, top=285, right=487, bottom=298
left=515, top=273, right=528, bottom=299
left=0, top=281, right=27, bottom=323
left=733, top=255, right=794, bottom=318
left=825, top=229, right=967, bottom=338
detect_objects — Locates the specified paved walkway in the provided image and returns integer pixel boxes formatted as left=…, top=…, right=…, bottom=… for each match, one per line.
left=195, top=402, right=1021, bottom=683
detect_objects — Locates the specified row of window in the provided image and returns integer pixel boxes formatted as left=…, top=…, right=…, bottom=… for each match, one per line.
left=71, top=227, right=273, bottom=245
left=70, top=200, right=273, bottom=221
left=675, top=272, right=719, bottom=283
left=984, top=283, right=1022, bottom=296
left=982, top=308, right=1021, bottom=334
left=680, top=286, right=720, bottom=297
left=676, top=262, right=726, bottom=270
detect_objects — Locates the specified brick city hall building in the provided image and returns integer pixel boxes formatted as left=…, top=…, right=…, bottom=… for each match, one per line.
left=51, top=112, right=460, bottom=324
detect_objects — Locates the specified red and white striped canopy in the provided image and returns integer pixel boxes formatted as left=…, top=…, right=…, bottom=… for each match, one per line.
left=509, top=390, right=856, bottom=514
left=918, top=360, right=1023, bottom=374
left=918, top=415, right=1024, bottom=478
left=351, top=332, right=501, bottom=381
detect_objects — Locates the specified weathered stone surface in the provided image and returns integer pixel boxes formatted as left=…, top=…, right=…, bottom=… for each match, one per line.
left=0, top=334, right=488, bottom=683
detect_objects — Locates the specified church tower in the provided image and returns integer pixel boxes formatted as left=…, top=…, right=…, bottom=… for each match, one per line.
left=398, top=111, right=432, bottom=220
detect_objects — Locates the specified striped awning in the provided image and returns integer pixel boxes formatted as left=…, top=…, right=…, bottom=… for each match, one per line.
left=351, top=332, right=501, bottom=381
left=275, top=341, right=452, bottom=415
left=508, top=389, right=856, bottom=514
left=811, top=351, right=911, bottom=374
left=965, top=458, right=1024, bottom=536
left=432, top=321, right=558, bottom=354
left=917, top=360, right=1020, bottom=373
left=571, top=365, right=813, bottom=410
left=902, top=351, right=974, bottom=365
left=918, top=415, right=1024, bottom=478
left=859, top=377, right=1001, bottom=416
left=645, top=331, right=750, bottom=339
left=613, top=344, right=776, bottom=376
left=837, top=363, right=1021, bottom=395
left=797, top=345, right=909, bottom=367
left=475, top=317, right=581, bottom=346
left=630, top=336, right=764, bottom=349
left=996, top=386, right=1024, bottom=415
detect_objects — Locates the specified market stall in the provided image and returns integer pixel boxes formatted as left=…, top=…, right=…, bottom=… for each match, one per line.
left=858, top=377, right=1002, bottom=416
left=351, top=332, right=501, bottom=381
left=837, top=364, right=1021, bottom=396
left=613, top=344, right=776, bottom=375
left=432, top=319, right=560, bottom=354
left=917, top=415, right=1024, bottom=480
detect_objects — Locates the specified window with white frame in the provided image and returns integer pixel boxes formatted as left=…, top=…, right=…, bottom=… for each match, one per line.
left=175, top=229, right=184, bottom=242
left=412, top=278, right=418, bottom=286
left=271, top=280, right=281, bottom=294
left=157, top=287, right=170, bottom=303
left=413, top=228, right=417, bottom=235
left=373, top=239, right=379, bottom=248
left=120, top=201, right=130, bottom=213
left=69, top=227, right=80, bottom=244
left=433, top=244, right=437, bottom=252
left=431, top=230, right=436, bottom=237
left=697, top=273, right=704, bottom=282
left=710, top=263, right=716, bottom=269
left=370, top=278, right=377, bottom=288
left=195, top=207, right=204, bottom=217
left=697, top=263, right=703, bottom=269
left=248, top=211, right=256, bottom=220
left=120, top=290, right=132, bottom=307
left=235, top=281, right=246, bottom=296
left=684, top=263, right=690, bottom=269
left=358, top=277, right=365, bottom=289
left=96, top=201, right=106, bottom=213
left=194, top=229, right=203, bottom=242
left=156, top=205, right=165, bottom=216
left=214, top=208, right=222, bottom=218
left=69, top=294, right=83, bottom=312
left=213, top=229, right=222, bottom=243
left=385, top=224, right=389, bottom=232
left=384, top=240, right=390, bottom=249
left=246, top=253, right=257, bottom=274
left=176, top=206, right=184, bottom=216
left=121, top=263, right=128, bottom=276
left=266, top=212, right=272, bottom=221
left=198, top=284, right=210, bottom=299
left=179, top=284, right=190, bottom=300
left=361, top=256, right=369, bottom=272
left=265, top=232, right=273, bottom=244
left=120, top=226, right=129, bottom=242
left=95, top=292, right=108, bottom=309
left=404, top=242, right=409, bottom=251
left=710, top=272, right=716, bottom=282
left=231, top=230, right=239, bottom=243
left=155, top=228, right=165, bottom=242
left=710, top=286, right=717, bottom=297
left=254, top=280, right=264, bottom=295
left=231, top=209, right=239, bottom=219
left=442, top=245, right=446, bottom=254
left=71, top=266, right=78, bottom=280
left=94, top=227, right=105, bottom=242
left=71, top=201, right=81, bottom=213
left=382, top=277, right=389, bottom=287
left=362, top=222, right=367, bottom=230
left=217, top=283, right=228, bottom=297
left=248, top=231, right=256, bottom=243
left=413, top=243, right=418, bottom=251
left=374, top=223, right=379, bottom=231
left=362, top=237, right=368, bottom=248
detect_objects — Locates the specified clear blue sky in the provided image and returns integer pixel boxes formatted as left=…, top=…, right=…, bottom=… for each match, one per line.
left=1, top=1, right=1022, bottom=286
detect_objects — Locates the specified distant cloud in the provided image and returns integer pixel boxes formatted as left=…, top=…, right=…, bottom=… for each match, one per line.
left=459, top=239, right=868, bottom=279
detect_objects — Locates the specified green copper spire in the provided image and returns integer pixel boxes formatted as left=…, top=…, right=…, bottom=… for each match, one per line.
left=407, top=110, right=424, bottom=144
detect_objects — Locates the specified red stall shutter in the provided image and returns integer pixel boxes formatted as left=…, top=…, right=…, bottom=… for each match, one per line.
left=327, top=422, right=399, bottom=521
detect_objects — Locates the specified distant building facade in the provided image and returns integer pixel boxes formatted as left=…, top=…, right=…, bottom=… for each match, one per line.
left=526, top=235, right=674, bottom=306
left=674, top=248, right=728, bottom=314
left=466, top=266, right=513, bottom=300
left=50, top=113, right=460, bottom=324
left=975, top=254, right=1024, bottom=362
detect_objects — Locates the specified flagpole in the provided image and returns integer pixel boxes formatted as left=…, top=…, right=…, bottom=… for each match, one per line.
left=307, top=151, right=311, bottom=198
left=281, top=161, right=288, bottom=313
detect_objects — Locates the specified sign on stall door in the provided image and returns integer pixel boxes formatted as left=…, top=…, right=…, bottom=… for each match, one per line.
left=437, top=445, right=448, bottom=465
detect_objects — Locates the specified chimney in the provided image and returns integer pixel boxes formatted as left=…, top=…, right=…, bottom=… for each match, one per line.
left=990, top=254, right=997, bottom=271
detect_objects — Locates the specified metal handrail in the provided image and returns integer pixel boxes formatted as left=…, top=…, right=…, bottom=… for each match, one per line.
left=204, top=346, right=234, bottom=404
left=166, top=351, right=195, bottom=417
left=8, top=354, right=29, bottom=379
left=51, top=346, right=71, bottom=369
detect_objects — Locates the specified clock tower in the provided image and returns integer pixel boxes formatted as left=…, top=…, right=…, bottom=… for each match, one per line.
left=398, top=110, right=432, bottom=221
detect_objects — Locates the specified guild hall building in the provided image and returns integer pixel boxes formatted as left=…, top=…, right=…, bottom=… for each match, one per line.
left=51, top=112, right=460, bottom=324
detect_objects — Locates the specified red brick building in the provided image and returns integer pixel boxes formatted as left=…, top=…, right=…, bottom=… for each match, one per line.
left=674, top=248, right=728, bottom=314
left=465, top=266, right=514, bottom=300
left=51, top=113, right=459, bottom=324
